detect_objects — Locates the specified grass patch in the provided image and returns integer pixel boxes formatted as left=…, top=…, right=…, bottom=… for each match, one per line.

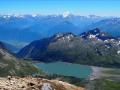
left=94, top=79, right=120, bottom=90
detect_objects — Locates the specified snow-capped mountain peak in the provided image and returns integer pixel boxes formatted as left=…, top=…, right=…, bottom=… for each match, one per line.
left=62, top=11, right=71, bottom=18
left=52, top=32, right=75, bottom=42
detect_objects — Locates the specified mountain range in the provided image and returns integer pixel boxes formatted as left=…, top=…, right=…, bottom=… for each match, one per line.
left=0, top=14, right=120, bottom=52
left=0, top=14, right=120, bottom=90
left=17, top=28, right=120, bottom=68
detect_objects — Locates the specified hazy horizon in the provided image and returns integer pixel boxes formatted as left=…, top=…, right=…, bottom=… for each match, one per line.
left=0, top=0, right=120, bottom=16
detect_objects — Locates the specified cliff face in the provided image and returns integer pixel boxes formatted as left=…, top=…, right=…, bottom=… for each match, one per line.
left=0, top=76, right=85, bottom=90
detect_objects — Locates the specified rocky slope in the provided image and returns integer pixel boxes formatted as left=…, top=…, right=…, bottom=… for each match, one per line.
left=0, top=41, right=39, bottom=77
left=0, top=76, right=85, bottom=90
left=18, top=28, right=120, bottom=68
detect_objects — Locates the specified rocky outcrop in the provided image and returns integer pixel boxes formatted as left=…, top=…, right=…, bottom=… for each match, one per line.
left=0, top=76, right=85, bottom=90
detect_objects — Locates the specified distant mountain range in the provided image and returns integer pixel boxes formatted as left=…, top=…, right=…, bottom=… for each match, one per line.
left=17, top=28, right=120, bottom=68
left=0, top=15, right=105, bottom=48
left=3, top=42, right=21, bottom=53
left=88, top=18, right=120, bottom=37
left=0, top=14, right=120, bottom=49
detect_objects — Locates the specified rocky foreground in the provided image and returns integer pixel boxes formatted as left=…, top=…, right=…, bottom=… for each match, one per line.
left=0, top=76, right=85, bottom=90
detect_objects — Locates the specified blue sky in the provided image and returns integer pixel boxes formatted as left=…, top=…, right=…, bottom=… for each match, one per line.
left=0, top=0, right=120, bottom=16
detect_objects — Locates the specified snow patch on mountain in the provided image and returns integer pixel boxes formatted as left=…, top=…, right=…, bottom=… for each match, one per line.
left=62, top=11, right=70, bottom=18
left=117, top=50, right=120, bottom=54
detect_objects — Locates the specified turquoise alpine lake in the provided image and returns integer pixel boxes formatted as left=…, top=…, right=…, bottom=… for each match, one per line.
left=35, top=62, right=92, bottom=78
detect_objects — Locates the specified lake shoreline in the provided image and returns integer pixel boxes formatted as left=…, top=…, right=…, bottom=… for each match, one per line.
left=35, top=61, right=104, bottom=80
left=35, top=62, right=92, bottom=79
left=90, top=66, right=103, bottom=80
